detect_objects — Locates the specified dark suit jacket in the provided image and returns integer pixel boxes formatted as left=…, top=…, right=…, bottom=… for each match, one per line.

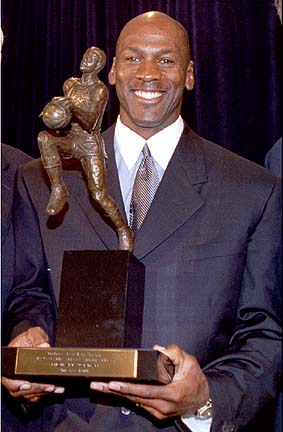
left=264, top=138, right=282, bottom=432
left=265, top=138, right=282, bottom=176
left=1, top=144, right=32, bottom=318
left=5, top=125, right=282, bottom=432
left=1, top=144, right=42, bottom=432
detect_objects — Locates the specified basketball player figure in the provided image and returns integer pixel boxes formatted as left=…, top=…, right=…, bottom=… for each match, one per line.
left=38, top=46, right=133, bottom=251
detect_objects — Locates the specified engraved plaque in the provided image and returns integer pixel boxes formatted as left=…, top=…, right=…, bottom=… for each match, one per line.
left=2, top=347, right=159, bottom=383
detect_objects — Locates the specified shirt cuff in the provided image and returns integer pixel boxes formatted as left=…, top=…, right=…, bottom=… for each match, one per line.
left=180, top=414, right=212, bottom=432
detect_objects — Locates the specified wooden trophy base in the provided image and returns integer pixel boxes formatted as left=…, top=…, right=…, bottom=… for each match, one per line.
left=2, top=251, right=160, bottom=385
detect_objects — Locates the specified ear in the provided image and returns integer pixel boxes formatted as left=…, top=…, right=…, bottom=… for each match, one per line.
left=185, top=60, right=194, bottom=91
left=108, top=57, right=117, bottom=85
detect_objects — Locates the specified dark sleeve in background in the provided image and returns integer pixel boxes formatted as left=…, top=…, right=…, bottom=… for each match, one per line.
left=1, top=144, right=43, bottom=431
left=265, top=138, right=282, bottom=176
left=1, top=143, right=32, bottom=319
left=264, top=138, right=282, bottom=432
left=3, top=162, right=56, bottom=345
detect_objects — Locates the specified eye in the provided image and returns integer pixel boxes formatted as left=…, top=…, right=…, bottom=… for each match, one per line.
left=126, top=56, right=140, bottom=63
left=159, top=58, right=174, bottom=65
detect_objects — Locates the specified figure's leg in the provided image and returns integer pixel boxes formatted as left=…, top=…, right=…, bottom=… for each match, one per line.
left=38, top=131, right=68, bottom=215
left=80, top=155, right=134, bottom=252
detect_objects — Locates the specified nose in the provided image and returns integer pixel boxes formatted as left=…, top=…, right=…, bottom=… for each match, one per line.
left=136, top=60, right=161, bottom=82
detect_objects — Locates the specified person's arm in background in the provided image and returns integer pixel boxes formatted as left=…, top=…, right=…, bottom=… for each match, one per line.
left=1, top=144, right=32, bottom=318
left=3, top=163, right=56, bottom=343
left=265, top=138, right=282, bottom=176
left=2, top=162, right=64, bottom=401
left=264, top=138, right=282, bottom=432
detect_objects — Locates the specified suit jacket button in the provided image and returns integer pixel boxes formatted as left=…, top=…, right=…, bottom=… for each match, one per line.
left=121, top=407, right=131, bottom=416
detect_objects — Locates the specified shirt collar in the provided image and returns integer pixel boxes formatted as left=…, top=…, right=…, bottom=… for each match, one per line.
left=114, top=115, right=184, bottom=170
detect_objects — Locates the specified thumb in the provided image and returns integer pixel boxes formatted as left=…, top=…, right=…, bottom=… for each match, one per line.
left=26, top=327, right=50, bottom=347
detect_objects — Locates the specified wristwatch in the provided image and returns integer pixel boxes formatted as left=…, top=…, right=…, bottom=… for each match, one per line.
left=194, top=398, right=213, bottom=419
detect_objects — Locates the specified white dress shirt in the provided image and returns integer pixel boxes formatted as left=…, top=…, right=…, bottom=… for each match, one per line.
left=114, top=115, right=184, bottom=222
left=114, top=116, right=212, bottom=432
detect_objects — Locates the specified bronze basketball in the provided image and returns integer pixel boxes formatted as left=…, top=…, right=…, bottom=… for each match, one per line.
left=41, top=101, right=71, bottom=129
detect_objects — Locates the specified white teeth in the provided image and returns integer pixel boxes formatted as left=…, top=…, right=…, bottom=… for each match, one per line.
left=134, top=91, right=162, bottom=100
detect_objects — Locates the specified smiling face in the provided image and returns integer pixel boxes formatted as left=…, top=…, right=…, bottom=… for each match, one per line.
left=109, top=12, right=194, bottom=139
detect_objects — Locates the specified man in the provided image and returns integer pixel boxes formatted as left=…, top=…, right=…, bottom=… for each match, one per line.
left=2, top=11, right=281, bottom=432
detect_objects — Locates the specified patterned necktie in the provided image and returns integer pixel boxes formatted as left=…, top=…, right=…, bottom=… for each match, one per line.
left=130, top=143, right=160, bottom=233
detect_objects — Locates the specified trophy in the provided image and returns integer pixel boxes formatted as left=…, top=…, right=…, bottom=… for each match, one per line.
left=2, top=47, right=159, bottom=385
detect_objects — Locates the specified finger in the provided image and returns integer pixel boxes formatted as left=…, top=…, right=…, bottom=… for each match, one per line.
left=153, top=344, right=183, bottom=366
left=1, top=377, right=32, bottom=392
left=54, top=387, right=65, bottom=394
left=28, top=327, right=50, bottom=347
left=153, top=344, right=166, bottom=353
left=109, top=381, right=163, bottom=398
left=23, top=391, right=55, bottom=403
left=92, top=381, right=171, bottom=401
left=90, top=381, right=179, bottom=420
left=90, top=382, right=171, bottom=417
left=154, top=344, right=199, bottom=383
left=23, top=386, right=64, bottom=398
left=11, top=384, right=65, bottom=399
left=90, top=382, right=112, bottom=393
left=9, top=336, right=33, bottom=348
left=155, top=350, right=175, bottom=383
left=9, top=384, right=54, bottom=398
left=27, top=383, right=56, bottom=393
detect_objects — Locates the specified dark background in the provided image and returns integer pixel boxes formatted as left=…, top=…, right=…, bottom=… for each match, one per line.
left=1, top=0, right=282, bottom=165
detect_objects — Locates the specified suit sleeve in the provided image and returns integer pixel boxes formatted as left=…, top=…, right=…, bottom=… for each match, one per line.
left=3, top=166, right=56, bottom=345
left=204, top=177, right=282, bottom=431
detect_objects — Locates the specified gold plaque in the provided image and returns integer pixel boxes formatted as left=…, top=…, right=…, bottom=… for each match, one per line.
left=2, top=347, right=159, bottom=382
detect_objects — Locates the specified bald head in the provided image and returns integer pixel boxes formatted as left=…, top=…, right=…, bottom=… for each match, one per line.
left=116, top=11, right=191, bottom=63
left=109, top=10, right=194, bottom=138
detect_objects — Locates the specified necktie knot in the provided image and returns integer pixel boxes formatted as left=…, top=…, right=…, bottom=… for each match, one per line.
left=142, top=142, right=150, bottom=158
left=139, top=143, right=151, bottom=179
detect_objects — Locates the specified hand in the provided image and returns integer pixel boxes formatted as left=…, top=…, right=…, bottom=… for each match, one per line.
left=1, top=377, right=64, bottom=403
left=8, top=326, right=50, bottom=348
left=2, top=327, right=65, bottom=403
left=90, top=344, right=210, bottom=420
left=52, top=96, right=72, bottom=110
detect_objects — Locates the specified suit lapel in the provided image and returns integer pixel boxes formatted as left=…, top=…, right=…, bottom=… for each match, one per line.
left=134, top=125, right=208, bottom=258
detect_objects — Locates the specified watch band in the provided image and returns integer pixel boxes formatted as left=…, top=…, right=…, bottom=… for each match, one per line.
left=194, top=398, right=213, bottom=419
